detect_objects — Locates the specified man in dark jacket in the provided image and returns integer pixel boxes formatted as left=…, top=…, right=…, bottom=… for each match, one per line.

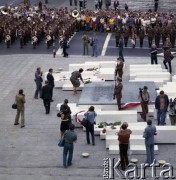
left=163, top=48, right=173, bottom=74
left=47, top=68, right=54, bottom=101
left=41, top=80, right=52, bottom=114
left=155, top=90, right=169, bottom=125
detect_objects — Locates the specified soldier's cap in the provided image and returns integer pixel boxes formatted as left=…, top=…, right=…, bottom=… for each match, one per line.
left=117, top=77, right=122, bottom=82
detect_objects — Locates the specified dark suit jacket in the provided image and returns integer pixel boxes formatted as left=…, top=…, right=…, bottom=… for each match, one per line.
left=41, top=84, right=52, bottom=100
left=47, top=73, right=54, bottom=87
left=155, top=94, right=169, bottom=111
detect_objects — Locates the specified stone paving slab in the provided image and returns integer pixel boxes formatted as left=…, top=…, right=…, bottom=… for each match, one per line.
left=0, top=54, right=176, bottom=179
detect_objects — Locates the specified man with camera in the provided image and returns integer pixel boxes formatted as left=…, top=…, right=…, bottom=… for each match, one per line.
left=168, top=98, right=176, bottom=125
left=138, top=86, right=150, bottom=121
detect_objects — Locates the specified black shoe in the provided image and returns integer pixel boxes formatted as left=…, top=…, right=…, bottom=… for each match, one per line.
left=50, top=99, right=54, bottom=102
left=92, top=143, right=95, bottom=146
left=21, top=125, right=25, bottom=128
left=68, top=163, right=72, bottom=166
left=14, top=123, right=19, bottom=125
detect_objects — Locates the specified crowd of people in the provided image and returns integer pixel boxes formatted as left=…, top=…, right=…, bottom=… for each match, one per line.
left=10, top=1, right=176, bottom=172
left=0, top=3, right=76, bottom=49
left=0, top=3, right=175, bottom=51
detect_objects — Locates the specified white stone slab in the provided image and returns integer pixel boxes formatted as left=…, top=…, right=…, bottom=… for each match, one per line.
left=97, top=68, right=115, bottom=80
left=77, top=110, right=138, bottom=124
left=85, top=61, right=116, bottom=68
left=130, top=64, right=162, bottom=68
left=105, top=125, right=176, bottom=144
left=130, top=72, right=170, bottom=80
left=130, top=68, right=167, bottom=74
left=129, top=79, right=167, bottom=88
left=106, top=135, right=145, bottom=148
left=69, top=64, right=100, bottom=71
left=172, top=75, right=176, bottom=82
left=109, top=144, right=158, bottom=155
left=157, top=90, right=176, bottom=97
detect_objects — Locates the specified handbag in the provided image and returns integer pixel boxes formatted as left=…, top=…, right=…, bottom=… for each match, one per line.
left=81, top=113, right=88, bottom=127
left=81, top=118, right=87, bottom=127
left=12, top=103, right=17, bottom=109
left=171, top=54, right=174, bottom=60
left=58, top=138, right=65, bottom=147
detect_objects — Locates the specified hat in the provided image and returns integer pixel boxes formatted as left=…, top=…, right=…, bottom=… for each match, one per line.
left=117, top=77, right=122, bottom=82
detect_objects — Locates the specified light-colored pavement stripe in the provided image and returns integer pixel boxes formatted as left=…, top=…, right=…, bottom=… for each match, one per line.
left=101, top=33, right=112, bottom=56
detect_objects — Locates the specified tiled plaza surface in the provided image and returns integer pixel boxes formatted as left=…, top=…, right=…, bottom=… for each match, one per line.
left=0, top=54, right=176, bottom=180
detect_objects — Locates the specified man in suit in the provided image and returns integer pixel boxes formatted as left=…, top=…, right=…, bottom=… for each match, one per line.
left=41, top=80, right=52, bottom=114
left=143, top=119, right=157, bottom=164
left=113, top=77, right=123, bottom=110
left=34, top=67, right=43, bottom=99
left=47, top=68, right=54, bottom=101
left=14, top=89, right=26, bottom=128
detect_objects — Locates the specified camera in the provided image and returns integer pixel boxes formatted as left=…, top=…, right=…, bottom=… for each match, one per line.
left=139, top=88, right=143, bottom=92
left=170, top=103, right=174, bottom=108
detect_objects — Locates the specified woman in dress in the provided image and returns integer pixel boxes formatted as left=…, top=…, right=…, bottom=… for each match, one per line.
left=70, top=68, right=84, bottom=95
left=59, top=99, right=72, bottom=137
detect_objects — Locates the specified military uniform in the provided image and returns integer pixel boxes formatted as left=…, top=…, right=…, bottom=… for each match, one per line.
left=115, top=26, right=121, bottom=47
left=123, top=27, right=130, bottom=47
left=139, top=26, right=145, bottom=47
left=147, top=27, right=154, bottom=48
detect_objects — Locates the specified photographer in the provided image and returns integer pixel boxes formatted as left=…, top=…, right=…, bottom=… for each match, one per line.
left=138, top=86, right=150, bottom=121
left=168, top=98, right=176, bottom=125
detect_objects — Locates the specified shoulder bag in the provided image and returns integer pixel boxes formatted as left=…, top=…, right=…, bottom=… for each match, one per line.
left=81, top=112, right=88, bottom=127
